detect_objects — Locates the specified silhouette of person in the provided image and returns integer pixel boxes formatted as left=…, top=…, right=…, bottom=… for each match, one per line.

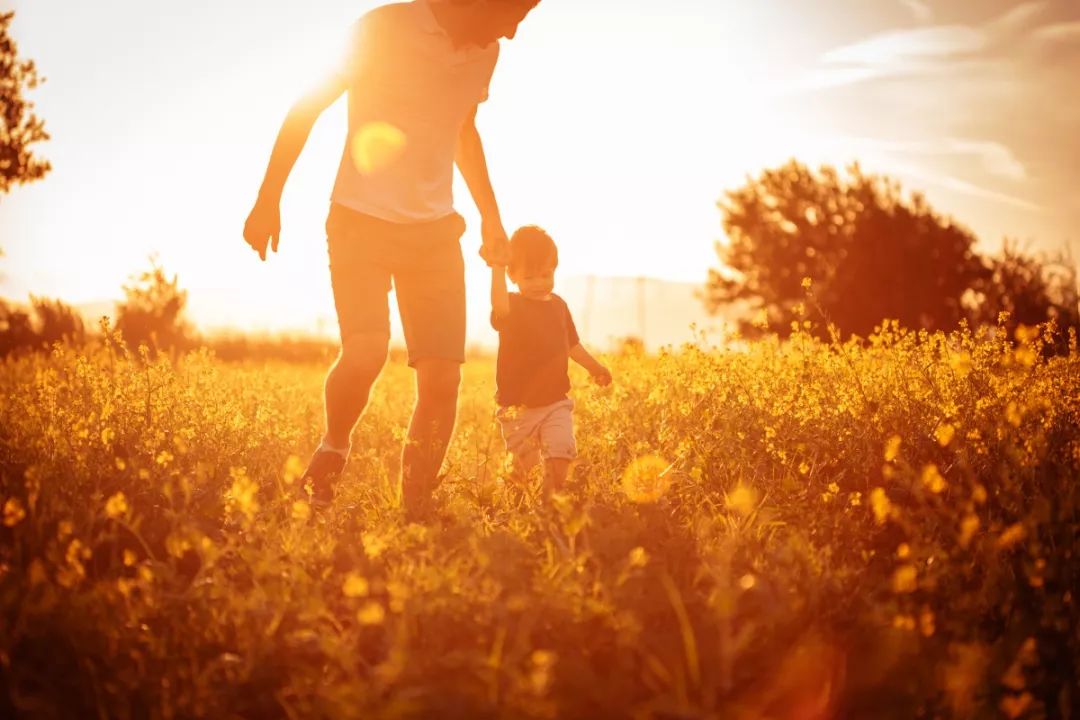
left=243, top=0, right=541, bottom=520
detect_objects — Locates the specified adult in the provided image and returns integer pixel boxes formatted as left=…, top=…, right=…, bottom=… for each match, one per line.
left=243, top=0, right=540, bottom=519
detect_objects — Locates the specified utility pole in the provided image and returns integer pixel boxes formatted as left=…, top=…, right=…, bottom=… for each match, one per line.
left=582, top=274, right=595, bottom=345
left=637, top=275, right=646, bottom=348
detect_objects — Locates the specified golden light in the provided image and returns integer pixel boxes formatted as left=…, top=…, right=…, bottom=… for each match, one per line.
left=350, top=121, right=407, bottom=175
left=621, top=455, right=673, bottom=503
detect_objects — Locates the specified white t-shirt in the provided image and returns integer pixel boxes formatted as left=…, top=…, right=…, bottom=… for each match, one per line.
left=330, top=0, right=500, bottom=223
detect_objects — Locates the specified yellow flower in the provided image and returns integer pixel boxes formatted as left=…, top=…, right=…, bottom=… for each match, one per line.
left=948, top=351, right=973, bottom=378
left=628, top=546, right=649, bottom=568
left=891, top=564, right=918, bottom=593
left=621, top=455, right=673, bottom=504
left=104, top=492, right=129, bottom=519
left=996, top=523, right=1026, bottom=550
left=884, top=435, right=902, bottom=462
left=291, top=500, right=311, bottom=521
left=972, top=484, right=988, bottom=505
left=1014, top=324, right=1039, bottom=344
left=342, top=572, right=370, bottom=598
left=919, top=607, right=936, bottom=637
left=357, top=601, right=386, bottom=625
left=282, top=455, right=305, bottom=485
left=959, top=515, right=980, bottom=549
left=3, top=497, right=26, bottom=527
left=225, top=467, right=259, bottom=521
left=892, top=614, right=916, bottom=631
left=801, top=277, right=812, bottom=289
left=870, top=488, right=893, bottom=524
left=920, top=465, right=947, bottom=494
left=361, top=531, right=389, bottom=560
left=935, top=423, right=956, bottom=447
left=725, top=483, right=759, bottom=517
left=1005, top=402, right=1022, bottom=427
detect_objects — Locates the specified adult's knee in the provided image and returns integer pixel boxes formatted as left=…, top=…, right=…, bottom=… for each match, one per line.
left=337, top=332, right=389, bottom=379
left=414, top=359, right=461, bottom=406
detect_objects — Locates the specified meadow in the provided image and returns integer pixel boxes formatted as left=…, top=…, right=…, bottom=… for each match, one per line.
left=1, top=320, right=1077, bottom=719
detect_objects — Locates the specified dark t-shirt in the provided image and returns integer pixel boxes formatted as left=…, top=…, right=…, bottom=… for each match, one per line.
left=491, top=293, right=581, bottom=408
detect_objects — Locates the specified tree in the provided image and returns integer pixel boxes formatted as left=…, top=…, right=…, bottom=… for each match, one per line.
left=1, top=11, right=51, bottom=194
left=705, top=161, right=987, bottom=338
left=115, top=258, right=192, bottom=351
left=0, top=296, right=85, bottom=357
left=971, top=242, right=1080, bottom=347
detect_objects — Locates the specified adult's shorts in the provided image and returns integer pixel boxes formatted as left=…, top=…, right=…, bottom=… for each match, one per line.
left=326, top=202, right=467, bottom=367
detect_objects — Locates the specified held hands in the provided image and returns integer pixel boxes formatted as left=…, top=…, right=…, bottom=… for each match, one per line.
left=479, top=217, right=510, bottom=268
left=243, top=199, right=281, bottom=262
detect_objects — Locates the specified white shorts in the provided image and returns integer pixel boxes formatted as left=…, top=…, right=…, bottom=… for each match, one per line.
left=496, top=398, right=577, bottom=461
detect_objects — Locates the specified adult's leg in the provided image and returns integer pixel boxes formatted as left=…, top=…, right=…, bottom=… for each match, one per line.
left=401, top=358, right=461, bottom=518
left=323, top=331, right=390, bottom=449
left=323, top=204, right=394, bottom=452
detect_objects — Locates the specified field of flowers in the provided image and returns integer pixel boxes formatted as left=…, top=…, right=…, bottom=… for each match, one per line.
left=1, top=321, right=1077, bottom=719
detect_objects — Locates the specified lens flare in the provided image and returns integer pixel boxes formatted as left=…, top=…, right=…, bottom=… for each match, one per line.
left=621, top=455, right=672, bottom=503
left=350, top=121, right=407, bottom=174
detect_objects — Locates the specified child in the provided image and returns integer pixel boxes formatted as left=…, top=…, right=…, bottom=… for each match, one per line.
left=490, top=225, right=612, bottom=493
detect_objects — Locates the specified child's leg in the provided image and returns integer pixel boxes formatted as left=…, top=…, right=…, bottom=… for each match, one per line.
left=497, top=405, right=543, bottom=487
left=510, top=441, right=542, bottom=485
left=538, top=399, right=577, bottom=496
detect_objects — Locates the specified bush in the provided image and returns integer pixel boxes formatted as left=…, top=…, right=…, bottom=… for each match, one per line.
left=115, top=258, right=191, bottom=353
left=0, top=295, right=85, bottom=357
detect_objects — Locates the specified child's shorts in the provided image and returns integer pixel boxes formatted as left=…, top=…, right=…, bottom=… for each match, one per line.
left=496, top=398, right=577, bottom=461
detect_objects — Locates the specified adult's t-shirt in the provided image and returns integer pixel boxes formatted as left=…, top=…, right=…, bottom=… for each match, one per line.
left=331, top=0, right=499, bottom=223
left=491, top=293, right=581, bottom=408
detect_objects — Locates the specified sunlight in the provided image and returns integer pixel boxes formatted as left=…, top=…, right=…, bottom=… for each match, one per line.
left=350, top=121, right=408, bottom=175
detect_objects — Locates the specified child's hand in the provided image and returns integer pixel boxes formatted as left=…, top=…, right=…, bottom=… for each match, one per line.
left=590, top=364, right=613, bottom=387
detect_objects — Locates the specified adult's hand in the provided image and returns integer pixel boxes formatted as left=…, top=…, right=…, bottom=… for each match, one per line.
left=479, top=217, right=510, bottom=267
left=243, top=199, right=281, bottom=262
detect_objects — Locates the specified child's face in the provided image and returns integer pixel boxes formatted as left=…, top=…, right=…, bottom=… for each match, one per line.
left=510, top=262, right=556, bottom=299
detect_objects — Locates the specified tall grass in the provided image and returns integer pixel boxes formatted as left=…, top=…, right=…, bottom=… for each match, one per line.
left=1, top=321, right=1077, bottom=718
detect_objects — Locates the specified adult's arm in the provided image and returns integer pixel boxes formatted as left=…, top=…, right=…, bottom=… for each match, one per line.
left=243, top=74, right=346, bottom=261
left=456, top=106, right=509, bottom=267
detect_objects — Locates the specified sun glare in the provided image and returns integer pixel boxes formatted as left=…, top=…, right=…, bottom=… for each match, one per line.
left=350, top=121, right=408, bottom=175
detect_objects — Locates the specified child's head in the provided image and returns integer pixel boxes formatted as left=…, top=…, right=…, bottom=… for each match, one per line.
left=508, top=225, right=558, bottom=298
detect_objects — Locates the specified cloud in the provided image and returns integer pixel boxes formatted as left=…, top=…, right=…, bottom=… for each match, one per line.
left=820, top=26, right=985, bottom=67
left=805, top=1, right=1064, bottom=88
left=848, top=136, right=1029, bottom=181
left=1030, top=21, right=1080, bottom=44
left=944, top=140, right=1027, bottom=181
left=838, top=137, right=1038, bottom=210
left=900, top=0, right=934, bottom=24
left=984, top=2, right=1048, bottom=38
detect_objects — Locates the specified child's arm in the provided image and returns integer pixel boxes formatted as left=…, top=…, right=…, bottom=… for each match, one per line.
left=570, top=344, right=612, bottom=386
left=491, top=265, right=511, bottom=321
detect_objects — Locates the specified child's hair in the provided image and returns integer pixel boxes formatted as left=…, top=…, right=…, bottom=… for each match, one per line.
left=509, top=225, right=558, bottom=274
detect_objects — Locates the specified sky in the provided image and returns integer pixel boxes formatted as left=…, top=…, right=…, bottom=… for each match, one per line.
left=2, top=0, right=1078, bottom=343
